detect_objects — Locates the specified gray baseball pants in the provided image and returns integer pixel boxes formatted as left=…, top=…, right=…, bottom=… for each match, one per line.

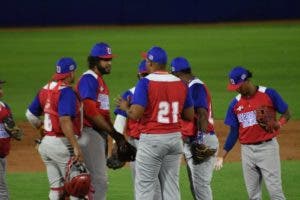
left=241, top=138, right=285, bottom=200
left=135, top=132, right=182, bottom=200
left=0, top=157, right=9, bottom=200
left=183, top=134, right=219, bottom=200
left=78, top=127, right=107, bottom=200
left=128, top=137, right=162, bottom=200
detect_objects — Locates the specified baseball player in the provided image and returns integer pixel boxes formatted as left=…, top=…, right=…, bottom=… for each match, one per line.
left=25, top=57, right=84, bottom=200
left=113, top=60, right=162, bottom=200
left=170, top=57, right=219, bottom=200
left=116, top=46, right=194, bottom=200
left=0, top=79, right=23, bottom=200
left=76, top=42, right=127, bottom=200
left=215, top=66, right=291, bottom=200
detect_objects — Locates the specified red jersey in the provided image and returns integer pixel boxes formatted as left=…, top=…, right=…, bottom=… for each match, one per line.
left=29, top=81, right=82, bottom=137
left=131, top=71, right=193, bottom=134
left=225, top=86, right=288, bottom=144
left=0, top=101, right=12, bottom=157
left=181, top=78, right=215, bottom=137
left=76, top=70, right=111, bottom=127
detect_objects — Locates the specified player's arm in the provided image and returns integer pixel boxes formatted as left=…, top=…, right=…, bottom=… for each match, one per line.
left=60, top=116, right=83, bottom=162
left=182, top=85, right=194, bottom=121
left=59, top=88, right=83, bottom=162
left=214, top=126, right=239, bottom=170
left=215, top=99, right=239, bottom=170
left=191, top=83, right=209, bottom=132
left=116, top=78, right=147, bottom=120
left=25, top=93, right=43, bottom=129
left=266, top=88, right=291, bottom=128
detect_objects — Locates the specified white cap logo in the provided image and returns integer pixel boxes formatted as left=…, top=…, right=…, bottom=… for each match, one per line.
left=171, top=67, right=175, bottom=72
left=56, top=66, right=61, bottom=73
left=230, top=78, right=235, bottom=84
left=106, top=47, right=112, bottom=55
left=69, top=64, right=75, bottom=71
left=148, top=54, right=154, bottom=61
left=241, top=73, right=247, bottom=80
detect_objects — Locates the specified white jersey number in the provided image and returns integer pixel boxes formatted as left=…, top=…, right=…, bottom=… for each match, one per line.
left=44, top=113, right=53, bottom=131
left=157, top=101, right=179, bottom=123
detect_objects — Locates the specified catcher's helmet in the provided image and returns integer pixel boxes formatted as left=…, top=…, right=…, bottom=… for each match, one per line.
left=64, top=159, right=91, bottom=198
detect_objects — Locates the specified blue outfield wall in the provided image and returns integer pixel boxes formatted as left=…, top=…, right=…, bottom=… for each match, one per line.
left=0, top=0, right=300, bottom=26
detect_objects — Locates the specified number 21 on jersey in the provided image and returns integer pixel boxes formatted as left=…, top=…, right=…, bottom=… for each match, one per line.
left=157, top=101, right=179, bottom=123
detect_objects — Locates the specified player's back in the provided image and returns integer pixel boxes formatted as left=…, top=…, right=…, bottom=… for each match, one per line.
left=138, top=72, right=189, bottom=134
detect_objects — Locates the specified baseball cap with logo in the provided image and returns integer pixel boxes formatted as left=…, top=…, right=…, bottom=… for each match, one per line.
left=52, top=57, right=77, bottom=81
left=138, top=60, right=147, bottom=74
left=170, top=57, right=190, bottom=73
left=90, top=42, right=115, bottom=58
left=227, top=66, right=249, bottom=91
left=142, top=46, right=167, bottom=65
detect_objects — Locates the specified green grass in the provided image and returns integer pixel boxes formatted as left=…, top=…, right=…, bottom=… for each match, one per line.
left=0, top=23, right=300, bottom=120
left=7, top=161, right=300, bottom=199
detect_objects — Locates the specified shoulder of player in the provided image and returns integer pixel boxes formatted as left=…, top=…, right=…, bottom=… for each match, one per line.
left=188, top=77, right=204, bottom=87
left=145, top=73, right=181, bottom=82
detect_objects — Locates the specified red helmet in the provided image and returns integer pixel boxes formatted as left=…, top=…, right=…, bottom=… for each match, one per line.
left=64, top=159, right=91, bottom=198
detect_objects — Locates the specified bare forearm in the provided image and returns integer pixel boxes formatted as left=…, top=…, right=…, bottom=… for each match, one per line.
left=60, top=117, right=80, bottom=149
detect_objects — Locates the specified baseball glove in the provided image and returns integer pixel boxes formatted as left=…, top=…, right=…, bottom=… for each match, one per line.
left=190, top=143, right=216, bottom=165
left=256, top=106, right=279, bottom=133
left=117, top=140, right=136, bottom=162
left=3, top=116, right=23, bottom=141
left=107, top=144, right=126, bottom=170
left=111, top=130, right=137, bottom=162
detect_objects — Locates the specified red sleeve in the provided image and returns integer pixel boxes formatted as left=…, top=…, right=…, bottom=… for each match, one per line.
left=83, top=99, right=101, bottom=117
left=0, top=106, right=10, bottom=121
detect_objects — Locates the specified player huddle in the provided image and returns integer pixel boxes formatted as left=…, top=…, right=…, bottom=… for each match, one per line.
left=0, top=42, right=290, bottom=200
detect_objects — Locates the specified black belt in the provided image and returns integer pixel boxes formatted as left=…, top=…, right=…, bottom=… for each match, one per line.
left=244, top=138, right=273, bottom=145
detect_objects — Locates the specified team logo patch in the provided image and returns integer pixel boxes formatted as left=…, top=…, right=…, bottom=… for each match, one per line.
left=241, top=73, right=247, bottom=80
left=106, top=47, right=112, bottom=55
left=69, top=64, right=75, bottom=71
left=56, top=66, right=61, bottom=73
left=230, top=78, right=235, bottom=84
left=148, top=54, right=154, bottom=61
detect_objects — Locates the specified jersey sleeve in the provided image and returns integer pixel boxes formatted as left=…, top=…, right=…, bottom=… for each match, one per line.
left=184, top=86, right=194, bottom=109
left=265, top=88, right=288, bottom=114
left=224, top=98, right=239, bottom=127
left=58, top=87, right=76, bottom=117
left=0, top=102, right=11, bottom=120
left=114, top=90, right=133, bottom=117
left=28, top=93, right=43, bottom=116
left=223, top=126, right=239, bottom=152
left=77, top=74, right=99, bottom=100
left=132, top=78, right=149, bottom=108
left=190, top=83, right=208, bottom=110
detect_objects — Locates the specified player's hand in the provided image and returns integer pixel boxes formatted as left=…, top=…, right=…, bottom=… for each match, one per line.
left=115, top=96, right=130, bottom=111
left=214, top=157, right=223, bottom=171
left=73, top=146, right=84, bottom=163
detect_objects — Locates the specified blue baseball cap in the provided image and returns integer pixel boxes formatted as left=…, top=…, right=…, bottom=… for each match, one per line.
left=90, top=42, right=115, bottom=58
left=53, top=57, right=77, bottom=80
left=142, top=46, right=167, bottom=65
left=138, top=60, right=147, bottom=74
left=227, top=66, right=249, bottom=91
left=170, top=57, right=190, bottom=73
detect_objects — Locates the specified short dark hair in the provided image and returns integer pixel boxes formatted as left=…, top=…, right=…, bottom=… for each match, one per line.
left=179, top=68, right=191, bottom=74
left=246, top=70, right=253, bottom=79
left=87, top=56, right=100, bottom=69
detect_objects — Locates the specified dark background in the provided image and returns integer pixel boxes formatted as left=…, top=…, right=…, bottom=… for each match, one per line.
left=1, top=0, right=300, bottom=26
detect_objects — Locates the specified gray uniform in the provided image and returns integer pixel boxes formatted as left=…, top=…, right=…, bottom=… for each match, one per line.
left=135, top=132, right=183, bottom=200
left=78, top=127, right=107, bottom=200
left=0, top=158, right=9, bottom=200
left=128, top=136, right=162, bottom=200
left=241, top=138, right=285, bottom=200
left=183, top=134, right=218, bottom=200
